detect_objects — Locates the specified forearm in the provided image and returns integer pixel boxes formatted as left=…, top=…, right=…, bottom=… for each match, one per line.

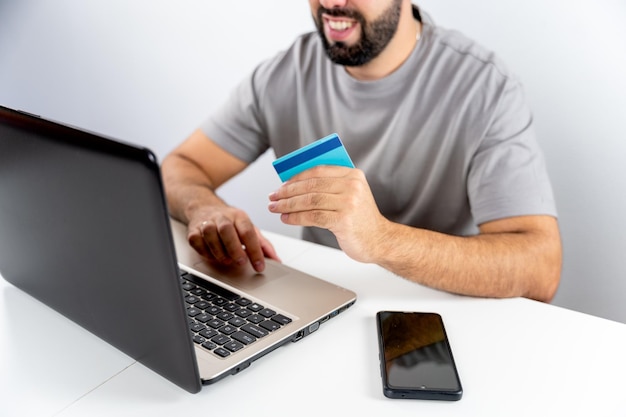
left=161, top=154, right=227, bottom=224
left=161, top=134, right=278, bottom=270
left=371, top=218, right=562, bottom=302
left=267, top=167, right=561, bottom=302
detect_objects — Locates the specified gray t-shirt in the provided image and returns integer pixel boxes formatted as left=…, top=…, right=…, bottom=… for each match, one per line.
left=201, top=9, right=557, bottom=249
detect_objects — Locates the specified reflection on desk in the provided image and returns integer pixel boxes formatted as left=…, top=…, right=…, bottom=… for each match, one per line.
left=2, top=231, right=626, bottom=416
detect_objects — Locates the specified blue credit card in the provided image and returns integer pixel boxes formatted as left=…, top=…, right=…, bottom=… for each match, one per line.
left=272, top=133, right=354, bottom=182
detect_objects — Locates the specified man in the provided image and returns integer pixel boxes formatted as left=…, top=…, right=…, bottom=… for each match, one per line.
left=162, top=0, right=562, bottom=302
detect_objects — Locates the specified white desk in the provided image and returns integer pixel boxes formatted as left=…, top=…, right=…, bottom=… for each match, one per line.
left=2, top=231, right=626, bottom=416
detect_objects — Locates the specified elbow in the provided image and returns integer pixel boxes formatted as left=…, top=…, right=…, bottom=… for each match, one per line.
left=529, top=239, right=563, bottom=303
left=536, top=268, right=561, bottom=303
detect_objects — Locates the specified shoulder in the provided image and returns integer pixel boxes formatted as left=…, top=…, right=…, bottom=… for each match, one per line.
left=421, top=13, right=521, bottom=89
left=252, top=32, right=324, bottom=86
left=415, top=12, right=529, bottom=131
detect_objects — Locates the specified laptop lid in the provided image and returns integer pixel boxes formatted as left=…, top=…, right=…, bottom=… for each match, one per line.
left=0, top=105, right=357, bottom=393
left=0, top=106, right=202, bottom=392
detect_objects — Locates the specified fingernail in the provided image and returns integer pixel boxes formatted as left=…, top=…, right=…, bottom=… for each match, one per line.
left=268, top=202, right=277, bottom=211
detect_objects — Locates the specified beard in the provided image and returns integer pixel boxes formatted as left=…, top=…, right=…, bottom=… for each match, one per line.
left=314, top=0, right=403, bottom=67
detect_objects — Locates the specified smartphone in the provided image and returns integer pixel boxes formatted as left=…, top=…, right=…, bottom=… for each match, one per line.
left=376, top=311, right=463, bottom=400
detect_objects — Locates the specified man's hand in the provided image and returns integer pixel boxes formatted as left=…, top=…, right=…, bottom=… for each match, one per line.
left=268, top=165, right=561, bottom=302
left=187, top=206, right=280, bottom=272
left=268, top=166, right=387, bottom=263
left=161, top=129, right=281, bottom=273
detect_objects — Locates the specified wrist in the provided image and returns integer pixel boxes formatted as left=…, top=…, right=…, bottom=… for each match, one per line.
left=181, top=185, right=226, bottom=224
left=363, top=218, right=399, bottom=265
left=369, top=221, right=418, bottom=269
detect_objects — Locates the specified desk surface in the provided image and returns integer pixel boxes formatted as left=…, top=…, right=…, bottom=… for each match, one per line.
left=2, top=231, right=626, bottom=416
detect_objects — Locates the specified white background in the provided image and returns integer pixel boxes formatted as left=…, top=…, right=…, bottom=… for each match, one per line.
left=1, top=0, right=625, bottom=323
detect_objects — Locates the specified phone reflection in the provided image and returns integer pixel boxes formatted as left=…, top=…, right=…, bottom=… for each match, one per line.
left=380, top=312, right=460, bottom=390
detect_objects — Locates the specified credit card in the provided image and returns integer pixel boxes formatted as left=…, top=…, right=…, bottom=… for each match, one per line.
left=272, top=133, right=354, bottom=182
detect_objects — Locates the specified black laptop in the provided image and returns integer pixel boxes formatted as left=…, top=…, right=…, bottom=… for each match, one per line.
left=0, top=105, right=356, bottom=393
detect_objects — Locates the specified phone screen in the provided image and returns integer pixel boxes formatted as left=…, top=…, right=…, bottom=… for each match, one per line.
left=376, top=311, right=462, bottom=400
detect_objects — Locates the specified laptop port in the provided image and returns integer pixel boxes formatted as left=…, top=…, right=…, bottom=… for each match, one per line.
left=308, top=322, right=320, bottom=334
left=293, top=330, right=305, bottom=342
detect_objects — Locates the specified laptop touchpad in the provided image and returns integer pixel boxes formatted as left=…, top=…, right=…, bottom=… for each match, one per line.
left=192, top=259, right=287, bottom=290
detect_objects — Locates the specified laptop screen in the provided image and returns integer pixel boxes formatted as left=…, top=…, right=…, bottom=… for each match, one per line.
left=0, top=106, right=202, bottom=393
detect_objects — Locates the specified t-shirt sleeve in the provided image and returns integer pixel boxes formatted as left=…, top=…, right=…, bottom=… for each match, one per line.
left=467, top=77, right=558, bottom=224
left=200, top=64, right=271, bottom=163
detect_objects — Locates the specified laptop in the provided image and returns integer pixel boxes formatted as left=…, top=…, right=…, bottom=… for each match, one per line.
left=0, top=105, right=357, bottom=393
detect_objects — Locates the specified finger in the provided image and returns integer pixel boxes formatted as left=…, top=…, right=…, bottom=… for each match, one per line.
left=188, top=229, right=213, bottom=260
left=279, top=209, right=338, bottom=229
left=273, top=178, right=341, bottom=201
left=234, top=222, right=267, bottom=272
left=211, top=218, right=247, bottom=265
left=289, top=165, right=353, bottom=181
left=270, top=170, right=360, bottom=202
left=269, top=192, right=339, bottom=215
left=200, top=220, right=233, bottom=265
left=258, top=232, right=282, bottom=263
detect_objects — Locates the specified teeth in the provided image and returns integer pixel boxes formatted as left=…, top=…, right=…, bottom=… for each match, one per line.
left=328, top=20, right=353, bottom=31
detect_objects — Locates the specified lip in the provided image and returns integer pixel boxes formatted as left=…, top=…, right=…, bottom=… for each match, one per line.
left=322, top=14, right=359, bottom=43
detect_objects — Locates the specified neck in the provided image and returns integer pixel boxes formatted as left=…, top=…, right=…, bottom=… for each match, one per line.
left=345, top=3, right=422, bottom=81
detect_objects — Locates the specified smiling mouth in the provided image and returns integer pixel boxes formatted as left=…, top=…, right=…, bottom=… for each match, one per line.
left=323, top=14, right=359, bottom=43
left=327, top=19, right=355, bottom=31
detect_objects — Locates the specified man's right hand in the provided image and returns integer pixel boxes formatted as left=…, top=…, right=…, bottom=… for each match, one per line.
left=186, top=206, right=280, bottom=272
left=161, top=129, right=281, bottom=273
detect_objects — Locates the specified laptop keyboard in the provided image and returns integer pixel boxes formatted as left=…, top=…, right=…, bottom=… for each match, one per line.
left=180, top=271, right=293, bottom=358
